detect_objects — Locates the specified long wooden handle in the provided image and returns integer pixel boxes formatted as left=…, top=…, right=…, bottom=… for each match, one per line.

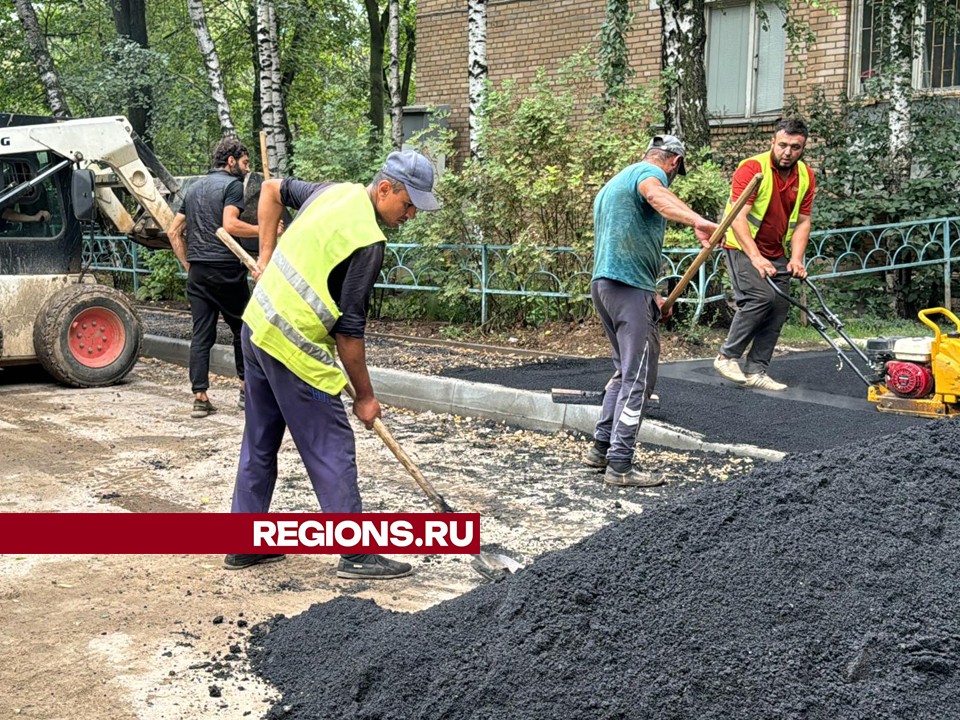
left=215, top=227, right=259, bottom=276
left=259, top=131, right=271, bottom=180
left=660, top=172, right=763, bottom=314
left=341, top=381, right=454, bottom=513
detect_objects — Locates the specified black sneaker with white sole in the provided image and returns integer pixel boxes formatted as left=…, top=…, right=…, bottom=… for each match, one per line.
left=337, top=554, right=413, bottom=579
left=604, top=462, right=665, bottom=488
left=223, top=553, right=286, bottom=570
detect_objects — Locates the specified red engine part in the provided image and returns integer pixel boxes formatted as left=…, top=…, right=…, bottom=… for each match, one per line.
left=884, top=361, right=935, bottom=398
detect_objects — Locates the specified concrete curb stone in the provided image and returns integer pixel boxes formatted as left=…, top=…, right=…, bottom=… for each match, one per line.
left=142, top=334, right=785, bottom=462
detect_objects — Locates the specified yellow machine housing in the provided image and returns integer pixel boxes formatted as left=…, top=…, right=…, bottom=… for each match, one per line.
left=868, top=307, right=960, bottom=418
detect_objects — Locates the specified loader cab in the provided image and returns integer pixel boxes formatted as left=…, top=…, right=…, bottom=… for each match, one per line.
left=0, top=151, right=83, bottom=276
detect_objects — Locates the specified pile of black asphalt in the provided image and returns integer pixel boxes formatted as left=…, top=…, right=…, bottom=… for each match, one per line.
left=441, top=351, right=926, bottom=453
left=248, top=419, right=960, bottom=720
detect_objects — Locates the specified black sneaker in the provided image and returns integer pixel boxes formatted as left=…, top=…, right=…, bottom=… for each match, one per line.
left=336, top=554, right=413, bottom=579
left=604, top=462, right=665, bottom=488
left=191, top=398, right=217, bottom=419
left=583, top=442, right=609, bottom=468
left=223, top=553, right=285, bottom=570
left=647, top=393, right=661, bottom=411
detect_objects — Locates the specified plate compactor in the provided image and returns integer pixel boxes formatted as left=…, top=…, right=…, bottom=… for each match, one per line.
left=768, top=277, right=960, bottom=419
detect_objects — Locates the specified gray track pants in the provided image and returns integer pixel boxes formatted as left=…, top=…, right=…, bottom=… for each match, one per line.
left=591, top=279, right=660, bottom=466
left=719, top=250, right=791, bottom=374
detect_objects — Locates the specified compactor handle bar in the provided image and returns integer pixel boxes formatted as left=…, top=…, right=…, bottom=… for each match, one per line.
left=764, top=276, right=875, bottom=387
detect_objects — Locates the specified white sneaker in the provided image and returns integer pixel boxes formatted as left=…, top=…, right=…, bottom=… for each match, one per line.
left=744, top=372, right=787, bottom=391
left=713, top=355, right=747, bottom=384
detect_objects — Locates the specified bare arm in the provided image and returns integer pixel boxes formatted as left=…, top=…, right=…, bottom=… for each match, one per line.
left=256, top=179, right=284, bottom=274
left=638, top=178, right=718, bottom=244
left=2, top=209, right=50, bottom=223
left=222, top=205, right=258, bottom=239
left=786, top=214, right=811, bottom=279
left=167, top=212, right=189, bottom=271
left=336, top=334, right=380, bottom=429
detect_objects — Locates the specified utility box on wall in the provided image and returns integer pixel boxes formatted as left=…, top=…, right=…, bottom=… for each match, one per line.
left=401, top=105, right=449, bottom=178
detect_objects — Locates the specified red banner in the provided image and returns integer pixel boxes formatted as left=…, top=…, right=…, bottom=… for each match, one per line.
left=0, top=513, right=481, bottom=554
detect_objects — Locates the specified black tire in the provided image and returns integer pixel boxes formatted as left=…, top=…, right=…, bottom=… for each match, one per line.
left=33, top=285, right=143, bottom=388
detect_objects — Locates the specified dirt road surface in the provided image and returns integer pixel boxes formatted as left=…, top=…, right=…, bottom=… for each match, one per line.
left=0, top=359, right=753, bottom=720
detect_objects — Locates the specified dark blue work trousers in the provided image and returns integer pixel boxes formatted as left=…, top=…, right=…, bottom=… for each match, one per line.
left=591, top=278, right=660, bottom=466
left=231, top=324, right=362, bottom=514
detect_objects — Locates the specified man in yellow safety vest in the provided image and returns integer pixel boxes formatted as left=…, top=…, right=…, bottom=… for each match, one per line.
left=225, top=151, right=440, bottom=577
left=713, top=118, right=816, bottom=391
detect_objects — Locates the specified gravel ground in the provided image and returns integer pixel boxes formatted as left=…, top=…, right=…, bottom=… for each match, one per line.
left=0, top=357, right=754, bottom=720
left=139, top=308, right=553, bottom=376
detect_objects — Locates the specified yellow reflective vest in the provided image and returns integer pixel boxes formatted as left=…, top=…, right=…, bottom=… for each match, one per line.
left=724, top=152, right=810, bottom=252
left=243, top=183, right=385, bottom=394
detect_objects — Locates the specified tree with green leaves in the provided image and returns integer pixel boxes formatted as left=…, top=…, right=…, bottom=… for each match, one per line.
left=12, top=0, right=71, bottom=117
left=597, top=0, right=632, bottom=105
left=660, top=0, right=709, bottom=150
left=257, top=0, right=289, bottom=173
left=111, top=0, right=153, bottom=142
left=187, top=0, right=236, bottom=138
left=467, top=0, right=487, bottom=159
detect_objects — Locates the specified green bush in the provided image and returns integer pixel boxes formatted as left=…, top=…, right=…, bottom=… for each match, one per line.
left=137, top=250, right=185, bottom=302
left=399, top=56, right=670, bottom=327
left=291, top=107, right=385, bottom=184
left=789, top=88, right=960, bottom=227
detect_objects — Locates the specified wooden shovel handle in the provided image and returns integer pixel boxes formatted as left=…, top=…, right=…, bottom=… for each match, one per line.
left=215, top=227, right=259, bottom=276
left=660, top=172, right=762, bottom=314
left=341, top=381, right=455, bottom=514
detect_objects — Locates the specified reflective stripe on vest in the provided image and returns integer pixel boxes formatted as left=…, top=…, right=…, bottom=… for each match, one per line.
left=243, top=183, right=385, bottom=394
left=724, top=152, right=810, bottom=252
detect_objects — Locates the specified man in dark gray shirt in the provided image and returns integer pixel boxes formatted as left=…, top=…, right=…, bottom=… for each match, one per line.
left=168, top=138, right=259, bottom=418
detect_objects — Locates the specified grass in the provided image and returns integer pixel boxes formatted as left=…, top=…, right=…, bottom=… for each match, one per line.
left=777, top=314, right=935, bottom=346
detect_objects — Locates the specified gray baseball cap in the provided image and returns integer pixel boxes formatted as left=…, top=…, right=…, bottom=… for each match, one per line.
left=381, top=151, right=441, bottom=211
left=647, top=134, right=687, bottom=175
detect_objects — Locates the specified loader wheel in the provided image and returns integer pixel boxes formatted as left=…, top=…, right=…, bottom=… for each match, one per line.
left=33, top=285, right=143, bottom=388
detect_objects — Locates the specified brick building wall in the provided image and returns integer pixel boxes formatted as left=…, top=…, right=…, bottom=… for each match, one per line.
left=416, top=0, right=853, bottom=160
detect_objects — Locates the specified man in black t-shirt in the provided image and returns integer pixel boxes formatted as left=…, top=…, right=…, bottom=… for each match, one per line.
left=168, top=138, right=260, bottom=418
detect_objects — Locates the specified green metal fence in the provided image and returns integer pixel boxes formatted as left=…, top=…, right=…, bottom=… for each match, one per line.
left=83, top=215, right=959, bottom=323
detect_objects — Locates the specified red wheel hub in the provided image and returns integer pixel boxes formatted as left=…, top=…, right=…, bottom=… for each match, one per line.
left=68, top=307, right=125, bottom=368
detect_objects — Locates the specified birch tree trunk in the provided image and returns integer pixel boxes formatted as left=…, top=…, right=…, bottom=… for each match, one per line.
left=13, top=0, right=71, bottom=118
left=187, top=0, right=236, bottom=137
left=467, top=0, right=488, bottom=160
left=257, top=0, right=290, bottom=174
left=884, top=0, right=915, bottom=190
left=661, top=0, right=710, bottom=149
left=389, top=0, right=403, bottom=150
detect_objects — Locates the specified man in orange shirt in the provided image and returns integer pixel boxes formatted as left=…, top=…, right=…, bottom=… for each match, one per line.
left=713, top=118, right=816, bottom=391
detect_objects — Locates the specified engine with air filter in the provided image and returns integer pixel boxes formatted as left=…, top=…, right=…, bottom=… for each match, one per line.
left=885, top=360, right=935, bottom=398
left=881, top=337, right=934, bottom=398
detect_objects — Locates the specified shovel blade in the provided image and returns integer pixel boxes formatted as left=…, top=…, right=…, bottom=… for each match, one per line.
left=471, top=551, right=523, bottom=581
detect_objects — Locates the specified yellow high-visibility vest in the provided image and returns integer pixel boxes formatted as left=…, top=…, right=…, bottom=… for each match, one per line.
left=243, top=183, right=385, bottom=394
left=724, top=152, right=810, bottom=252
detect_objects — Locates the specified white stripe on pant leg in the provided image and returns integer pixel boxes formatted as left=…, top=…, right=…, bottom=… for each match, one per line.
left=613, top=340, right=649, bottom=433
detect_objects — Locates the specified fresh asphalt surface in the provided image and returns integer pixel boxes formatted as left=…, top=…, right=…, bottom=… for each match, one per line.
left=441, top=351, right=927, bottom=453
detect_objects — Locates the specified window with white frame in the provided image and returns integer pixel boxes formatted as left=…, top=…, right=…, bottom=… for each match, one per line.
left=853, top=0, right=960, bottom=93
left=705, top=1, right=786, bottom=119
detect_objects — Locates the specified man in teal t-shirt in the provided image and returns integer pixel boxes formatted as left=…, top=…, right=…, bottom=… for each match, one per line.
left=586, top=135, right=718, bottom=487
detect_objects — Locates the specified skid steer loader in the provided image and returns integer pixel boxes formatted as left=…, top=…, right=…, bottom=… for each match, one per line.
left=0, top=114, right=183, bottom=387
